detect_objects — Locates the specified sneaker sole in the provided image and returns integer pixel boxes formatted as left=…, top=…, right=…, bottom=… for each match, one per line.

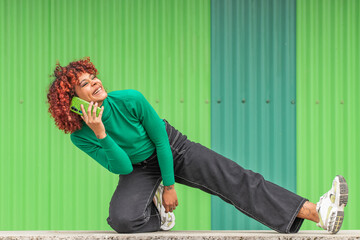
left=160, top=212, right=176, bottom=231
left=335, top=175, right=348, bottom=208
left=329, top=176, right=348, bottom=234
left=153, top=185, right=165, bottom=225
left=330, top=211, right=344, bottom=234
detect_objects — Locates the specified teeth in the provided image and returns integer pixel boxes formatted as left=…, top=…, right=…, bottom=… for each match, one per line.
left=93, top=88, right=101, bottom=95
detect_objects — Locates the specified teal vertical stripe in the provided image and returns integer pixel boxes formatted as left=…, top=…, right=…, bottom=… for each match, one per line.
left=211, top=0, right=297, bottom=230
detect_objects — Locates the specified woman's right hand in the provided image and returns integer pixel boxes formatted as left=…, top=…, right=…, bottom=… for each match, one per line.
left=80, top=102, right=106, bottom=139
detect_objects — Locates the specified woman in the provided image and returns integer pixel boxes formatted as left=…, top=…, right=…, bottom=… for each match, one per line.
left=47, top=57, right=348, bottom=234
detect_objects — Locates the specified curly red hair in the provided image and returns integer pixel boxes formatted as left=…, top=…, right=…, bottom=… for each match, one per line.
left=47, top=57, right=99, bottom=134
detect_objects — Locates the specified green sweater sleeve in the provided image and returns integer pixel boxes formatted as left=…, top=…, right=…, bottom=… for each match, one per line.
left=70, top=133, right=133, bottom=174
left=126, top=90, right=175, bottom=186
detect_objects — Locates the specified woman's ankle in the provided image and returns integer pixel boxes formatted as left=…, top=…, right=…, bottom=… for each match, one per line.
left=297, top=201, right=319, bottom=223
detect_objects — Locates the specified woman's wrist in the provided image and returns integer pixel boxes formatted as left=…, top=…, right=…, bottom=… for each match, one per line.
left=95, top=131, right=107, bottom=139
left=164, top=184, right=175, bottom=191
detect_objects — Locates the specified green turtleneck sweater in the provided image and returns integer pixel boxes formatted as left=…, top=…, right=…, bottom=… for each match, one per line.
left=70, top=89, right=175, bottom=186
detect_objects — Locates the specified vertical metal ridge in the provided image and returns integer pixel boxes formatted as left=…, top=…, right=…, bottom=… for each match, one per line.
left=0, top=0, right=4, bottom=229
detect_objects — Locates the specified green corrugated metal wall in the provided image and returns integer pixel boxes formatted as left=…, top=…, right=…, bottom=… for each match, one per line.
left=211, top=0, right=297, bottom=230
left=0, top=0, right=211, bottom=230
left=296, top=0, right=360, bottom=230
left=1, top=0, right=358, bottom=232
left=0, top=0, right=53, bottom=230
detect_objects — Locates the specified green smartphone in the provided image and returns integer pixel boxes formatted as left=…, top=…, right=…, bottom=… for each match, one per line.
left=70, top=97, right=101, bottom=117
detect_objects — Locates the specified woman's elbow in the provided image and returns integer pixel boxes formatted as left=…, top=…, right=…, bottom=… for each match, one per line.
left=109, top=165, right=133, bottom=175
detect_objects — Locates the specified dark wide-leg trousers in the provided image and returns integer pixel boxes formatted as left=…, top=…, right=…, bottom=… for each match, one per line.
left=106, top=119, right=307, bottom=233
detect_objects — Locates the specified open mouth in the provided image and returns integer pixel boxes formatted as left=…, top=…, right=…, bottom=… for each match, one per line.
left=93, top=87, right=102, bottom=96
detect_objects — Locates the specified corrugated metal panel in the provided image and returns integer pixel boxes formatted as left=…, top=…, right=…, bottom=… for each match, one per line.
left=0, top=0, right=211, bottom=230
left=211, top=0, right=297, bottom=230
left=0, top=0, right=52, bottom=230
left=297, top=0, right=360, bottom=230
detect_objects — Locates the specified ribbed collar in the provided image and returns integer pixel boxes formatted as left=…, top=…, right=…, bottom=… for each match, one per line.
left=100, top=96, right=112, bottom=123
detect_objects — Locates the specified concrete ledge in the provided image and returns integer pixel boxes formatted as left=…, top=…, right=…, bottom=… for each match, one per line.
left=0, top=230, right=359, bottom=240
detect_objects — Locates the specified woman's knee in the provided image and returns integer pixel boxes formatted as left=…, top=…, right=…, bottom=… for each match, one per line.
left=107, top=214, right=140, bottom=233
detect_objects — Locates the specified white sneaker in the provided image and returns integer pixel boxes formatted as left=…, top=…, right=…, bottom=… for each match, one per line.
left=316, top=175, right=348, bottom=234
left=153, top=184, right=175, bottom=231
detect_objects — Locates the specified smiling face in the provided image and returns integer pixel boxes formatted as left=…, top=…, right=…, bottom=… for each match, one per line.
left=74, top=72, right=108, bottom=106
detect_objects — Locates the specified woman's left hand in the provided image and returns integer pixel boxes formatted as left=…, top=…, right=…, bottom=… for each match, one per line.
left=162, top=184, right=178, bottom=213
